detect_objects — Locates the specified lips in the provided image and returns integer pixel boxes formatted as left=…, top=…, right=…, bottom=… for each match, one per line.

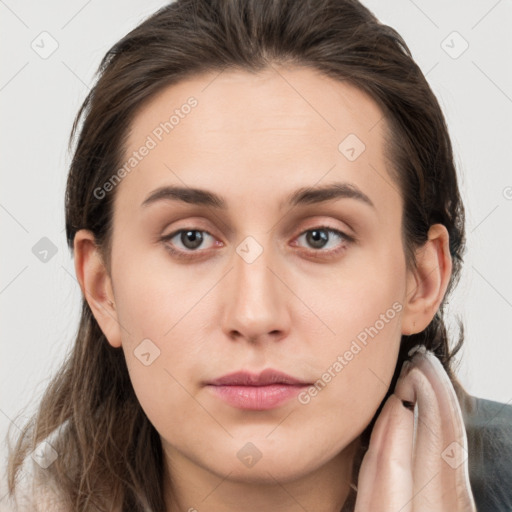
left=207, top=368, right=309, bottom=387
left=205, top=368, right=311, bottom=410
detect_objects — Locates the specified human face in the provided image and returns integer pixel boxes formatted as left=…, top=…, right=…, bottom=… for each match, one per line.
left=106, top=65, right=407, bottom=483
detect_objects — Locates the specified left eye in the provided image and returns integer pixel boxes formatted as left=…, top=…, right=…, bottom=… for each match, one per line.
left=294, top=227, right=350, bottom=252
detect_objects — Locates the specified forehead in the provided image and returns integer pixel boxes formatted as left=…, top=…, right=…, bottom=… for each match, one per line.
left=115, top=65, right=399, bottom=220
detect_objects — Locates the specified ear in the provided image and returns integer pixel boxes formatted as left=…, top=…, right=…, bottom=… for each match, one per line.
left=73, top=229, right=122, bottom=348
left=401, top=224, right=453, bottom=335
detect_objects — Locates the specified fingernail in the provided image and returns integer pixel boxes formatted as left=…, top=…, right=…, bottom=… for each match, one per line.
left=399, top=359, right=412, bottom=378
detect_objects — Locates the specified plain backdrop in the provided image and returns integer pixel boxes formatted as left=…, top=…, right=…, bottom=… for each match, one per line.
left=1, top=0, right=511, bottom=473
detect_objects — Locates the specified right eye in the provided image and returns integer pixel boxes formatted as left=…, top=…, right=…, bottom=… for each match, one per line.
left=160, top=228, right=222, bottom=259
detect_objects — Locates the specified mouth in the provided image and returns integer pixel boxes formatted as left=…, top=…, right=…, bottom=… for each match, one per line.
left=205, top=368, right=311, bottom=410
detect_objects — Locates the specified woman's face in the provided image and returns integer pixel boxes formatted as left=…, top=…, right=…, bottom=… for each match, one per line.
left=98, top=66, right=412, bottom=482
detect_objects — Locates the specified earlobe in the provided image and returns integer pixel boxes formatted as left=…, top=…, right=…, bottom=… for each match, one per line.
left=73, top=229, right=122, bottom=348
left=401, top=224, right=452, bottom=335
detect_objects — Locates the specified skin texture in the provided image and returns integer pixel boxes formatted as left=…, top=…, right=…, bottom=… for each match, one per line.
left=74, top=65, right=452, bottom=512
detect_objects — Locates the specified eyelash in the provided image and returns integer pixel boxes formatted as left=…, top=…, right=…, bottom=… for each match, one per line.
left=160, top=225, right=355, bottom=261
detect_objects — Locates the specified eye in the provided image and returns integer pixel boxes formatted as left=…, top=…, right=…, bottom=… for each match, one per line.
left=160, top=225, right=354, bottom=261
left=160, top=228, right=220, bottom=259
left=293, top=226, right=353, bottom=255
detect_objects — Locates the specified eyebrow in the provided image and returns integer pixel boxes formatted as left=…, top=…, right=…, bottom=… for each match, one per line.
left=141, top=182, right=375, bottom=210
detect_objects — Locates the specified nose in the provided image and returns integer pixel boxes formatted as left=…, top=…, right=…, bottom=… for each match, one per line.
left=221, top=239, right=290, bottom=345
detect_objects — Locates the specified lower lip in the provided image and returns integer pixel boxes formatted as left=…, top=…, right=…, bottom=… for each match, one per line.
left=206, top=384, right=308, bottom=410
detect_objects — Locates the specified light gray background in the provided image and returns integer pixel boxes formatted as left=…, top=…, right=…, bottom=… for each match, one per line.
left=1, top=0, right=511, bottom=473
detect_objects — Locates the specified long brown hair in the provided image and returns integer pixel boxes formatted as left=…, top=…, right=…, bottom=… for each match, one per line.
left=6, top=0, right=466, bottom=510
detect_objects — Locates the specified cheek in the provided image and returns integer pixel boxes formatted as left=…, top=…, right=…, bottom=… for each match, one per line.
left=124, top=356, right=206, bottom=452
left=297, top=247, right=405, bottom=359
left=295, top=255, right=405, bottom=429
left=292, top=304, right=402, bottom=454
left=112, top=246, right=194, bottom=340
left=110, top=253, right=211, bottom=424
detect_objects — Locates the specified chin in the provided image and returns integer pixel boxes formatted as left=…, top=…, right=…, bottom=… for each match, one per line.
left=209, top=437, right=336, bottom=484
left=218, top=457, right=319, bottom=485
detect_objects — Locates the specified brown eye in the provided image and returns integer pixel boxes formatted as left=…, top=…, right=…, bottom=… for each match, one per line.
left=177, top=230, right=204, bottom=250
left=295, top=227, right=352, bottom=252
left=161, top=228, right=217, bottom=255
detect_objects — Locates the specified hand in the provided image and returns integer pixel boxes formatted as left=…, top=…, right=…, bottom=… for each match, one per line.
left=354, top=346, right=476, bottom=512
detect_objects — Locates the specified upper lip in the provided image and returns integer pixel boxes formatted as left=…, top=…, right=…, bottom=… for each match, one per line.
left=207, top=368, right=310, bottom=386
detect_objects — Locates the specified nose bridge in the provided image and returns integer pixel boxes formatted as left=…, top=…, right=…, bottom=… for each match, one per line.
left=223, top=233, right=288, bottom=341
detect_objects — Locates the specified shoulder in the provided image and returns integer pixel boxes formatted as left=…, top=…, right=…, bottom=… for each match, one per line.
left=460, top=393, right=512, bottom=512
left=0, top=441, right=69, bottom=512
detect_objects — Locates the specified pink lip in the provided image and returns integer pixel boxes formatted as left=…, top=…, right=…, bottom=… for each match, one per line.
left=205, top=369, right=310, bottom=410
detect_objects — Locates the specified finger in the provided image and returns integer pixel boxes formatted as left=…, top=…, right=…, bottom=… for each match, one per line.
left=354, top=394, right=414, bottom=512
left=394, top=348, right=476, bottom=512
